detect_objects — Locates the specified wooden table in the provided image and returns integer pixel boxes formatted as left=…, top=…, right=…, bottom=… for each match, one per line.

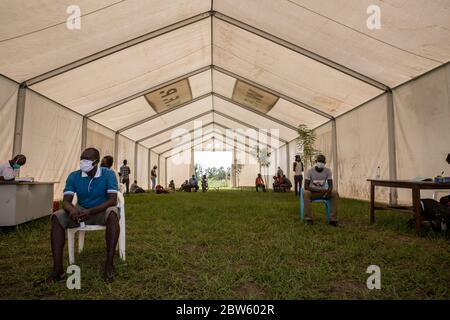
left=368, top=179, right=450, bottom=235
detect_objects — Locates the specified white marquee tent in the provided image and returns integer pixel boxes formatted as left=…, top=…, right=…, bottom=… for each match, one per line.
left=1, top=0, right=449, bottom=203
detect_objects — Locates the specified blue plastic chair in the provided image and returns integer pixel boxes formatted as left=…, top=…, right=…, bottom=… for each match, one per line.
left=300, top=188, right=332, bottom=223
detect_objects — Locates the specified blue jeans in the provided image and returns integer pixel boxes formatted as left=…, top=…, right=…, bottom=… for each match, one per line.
left=151, top=177, right=156, bottom=190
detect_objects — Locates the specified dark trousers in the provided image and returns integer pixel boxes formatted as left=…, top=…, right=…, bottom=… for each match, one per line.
left=256, top=184, right=266, bottom=192
left=122, top=178, right=130, bottom=194
left=294, top=175, right=303, bottom=196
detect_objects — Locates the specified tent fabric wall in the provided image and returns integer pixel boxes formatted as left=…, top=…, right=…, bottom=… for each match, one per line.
left=86, top=120, right=115, bottom=160
left=213, top=19, right=383, bottom=117
left=167, top=158, right=191, bottom=188
left=394, top=64, right=450, bottom=203
left=117, top=135, right=135, bottom=178
left=213, top=0, right=446, bottom=88
left=238, top=162, right=260, bottom=187
left=136, top=144, right=148, bottom=189
left=314, top=122, right=333, bottom=171
left=0, top=0, right=211, bottom=82
left=0, top=75, right=17, bottom=162
left=335, top=95, right=390, bottom=202
left=30, top=19, right=211, bottom=115
left=20, top=90, right=82, bottom=200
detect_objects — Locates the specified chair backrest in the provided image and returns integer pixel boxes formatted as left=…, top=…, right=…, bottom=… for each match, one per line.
left=117, top=191, right=125, bottom=225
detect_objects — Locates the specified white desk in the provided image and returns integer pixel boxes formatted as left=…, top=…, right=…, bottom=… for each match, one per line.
left=0, top=182, right=54, bottom=226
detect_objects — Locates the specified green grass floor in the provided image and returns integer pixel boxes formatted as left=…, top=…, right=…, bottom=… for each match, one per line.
left=1, top=190, right=449, bottom=300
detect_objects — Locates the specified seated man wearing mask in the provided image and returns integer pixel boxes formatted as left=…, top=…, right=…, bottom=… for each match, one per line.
left=38, top=148, right=120, bottom=284
left=303, top=154, right=339, bottom=226
left=0, top=154, right=26, bottom=181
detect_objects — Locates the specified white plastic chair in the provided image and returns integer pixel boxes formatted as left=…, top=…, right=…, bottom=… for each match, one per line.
left=433, top=191, right=448, bottom=201
left=67, top=192, right=126, bottom=264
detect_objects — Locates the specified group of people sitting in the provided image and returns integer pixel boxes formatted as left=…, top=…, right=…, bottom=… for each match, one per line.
left=273, top=174, right=293, bottom=192
left=254, top=167, right=293, bottom=193
left=179, top=175, right=208, bottom=192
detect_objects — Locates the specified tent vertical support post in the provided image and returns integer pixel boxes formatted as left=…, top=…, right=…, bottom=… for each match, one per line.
left=134, top=142, right=138, bottom=182
left=190, top=148, right=195, bottom=177
left=331, top=119, right=339, bottom=192
left=12, top=84, right=27, bottom=157
left=275, top=146, right=278, bottom=171
left=286, top=143, right=290, bottom=177
left=114, top=133, right=119, bottom=172
left=81, top=117, right=87, bottom=152
left=148, top=149, right=151, bottom=190
left=387, top=90, right=398, bottom=206
left=233, top=137, right=237, bottom=188
left=165, top=157, right=168, bottom=188
left=157, top=154, right=161, bottom=186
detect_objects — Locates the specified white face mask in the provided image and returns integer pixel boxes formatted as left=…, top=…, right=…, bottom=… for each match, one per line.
left=80, top=159, right=95, bottom=173
left=315, top=162, right=325, bottom=169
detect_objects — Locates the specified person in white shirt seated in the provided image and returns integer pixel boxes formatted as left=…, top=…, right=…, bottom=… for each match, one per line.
left=130, top=180, right=145, bottom=193
left=0, top=154, right=26, bottom=181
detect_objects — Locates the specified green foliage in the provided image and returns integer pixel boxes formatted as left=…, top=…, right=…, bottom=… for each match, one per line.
left=297, top=124, right=321, bottom=168
left=251, top=146, right=271, bottom=169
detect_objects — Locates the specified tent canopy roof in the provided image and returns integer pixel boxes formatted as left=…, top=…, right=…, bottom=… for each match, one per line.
left=1, top=0, right=449, bottom=150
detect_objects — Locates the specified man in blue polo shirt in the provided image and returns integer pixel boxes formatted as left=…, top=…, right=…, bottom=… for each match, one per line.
left=40, top=148, right=120, bottom=284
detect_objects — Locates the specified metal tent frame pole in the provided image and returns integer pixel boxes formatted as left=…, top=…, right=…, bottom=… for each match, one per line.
left=12, top=84, right=27, bottom=157
left=331, top=119, right=339, bottom=192
left=114, top=133, right=119, bottom=172
left=387, top=90, right=398, bottom=205
left=26, top=12, right=212, bottom=86
left=81, top=117, right=87, bottom=152
left=148, top=149, right=152, bottom=190
left=165, top=157, right=168, bottom=188
left=134, top=142, right=138, bottom=182
left=157, top=154, right=161, bottom=186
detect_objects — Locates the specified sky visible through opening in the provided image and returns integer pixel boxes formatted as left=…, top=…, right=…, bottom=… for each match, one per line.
left=195, top=151, right=232, bottom=169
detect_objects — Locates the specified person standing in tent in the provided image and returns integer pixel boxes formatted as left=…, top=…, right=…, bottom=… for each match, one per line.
left=36, top=148, right=120, bottom=284
left=101, top=155, right=124, bottom=193
left=120, top=159, right=131, bottom=194
left=293, top=155, right=304, bottom=197
left=303, top=154, right=339, bottom=226
left=0, top=154, right=27, bottom=181
left=150, top=165, right=157, bottom=191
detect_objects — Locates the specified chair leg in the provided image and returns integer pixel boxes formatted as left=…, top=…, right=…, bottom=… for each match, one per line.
left=325, top=201, right=332, bottom=223
left=67, top=229, right=75, bottom=265
left=300, top=189, right=304, bottom=222
left=78, top=230, right=85, bottom=254
left=119, top=227, right=126, bottom=261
